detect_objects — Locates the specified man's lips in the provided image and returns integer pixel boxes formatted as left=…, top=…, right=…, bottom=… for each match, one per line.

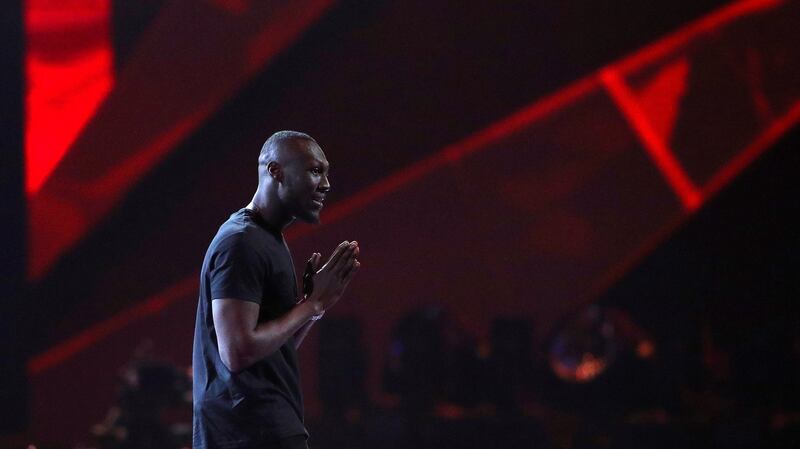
left=312, top=197, right=325, bottom=208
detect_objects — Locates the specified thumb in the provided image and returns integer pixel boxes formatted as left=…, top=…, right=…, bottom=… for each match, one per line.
left=311, top=252, right=322, bottom=271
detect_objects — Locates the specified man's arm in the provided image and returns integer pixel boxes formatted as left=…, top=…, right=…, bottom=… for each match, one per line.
left=292, top=319, right=315, bottom=350
left=213, top=298, right=317, bottom=372
left=214, top=240, right=359, bottom=372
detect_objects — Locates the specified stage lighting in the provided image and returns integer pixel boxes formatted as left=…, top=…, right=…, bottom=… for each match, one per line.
left=549, top=305, right=617, bottom=383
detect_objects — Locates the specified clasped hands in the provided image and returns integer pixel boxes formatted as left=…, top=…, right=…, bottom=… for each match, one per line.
left=300, top=240, right=360, bottom=317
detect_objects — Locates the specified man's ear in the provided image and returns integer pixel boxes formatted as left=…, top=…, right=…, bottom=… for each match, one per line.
left=267, top=161, right=283, bottom=181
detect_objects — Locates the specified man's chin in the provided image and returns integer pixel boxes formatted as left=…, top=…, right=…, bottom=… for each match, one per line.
left=296, top=211, right=321, bottom=225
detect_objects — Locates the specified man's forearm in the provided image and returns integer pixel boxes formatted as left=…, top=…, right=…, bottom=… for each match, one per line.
left=293, top=320, right=315, bottom=349
left=231, top=301, right=316, bottom=371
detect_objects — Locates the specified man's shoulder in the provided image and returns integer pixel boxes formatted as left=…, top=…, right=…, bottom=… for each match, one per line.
left=213, top=210, right=271, bottom=244
left=207, top=211, right=285, bottom=263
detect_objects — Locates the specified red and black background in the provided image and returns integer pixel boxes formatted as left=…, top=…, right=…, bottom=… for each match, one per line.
left=2, top=0, right=799, bottom=447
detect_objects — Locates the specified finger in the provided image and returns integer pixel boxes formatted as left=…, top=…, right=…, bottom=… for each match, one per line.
left=325, top=241, right=350, bottom=268
left=341, top=256, right=360, bottom=279
left=311, top=252, right=322, bottom=271
left=342, top=259, right=361, bottom=283
left=306, top=253, right=318, bottom=271
left=333, top=242, right=357, bottom=275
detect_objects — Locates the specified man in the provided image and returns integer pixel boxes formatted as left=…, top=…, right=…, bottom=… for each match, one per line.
left=193, top=131, right=360, bottom=449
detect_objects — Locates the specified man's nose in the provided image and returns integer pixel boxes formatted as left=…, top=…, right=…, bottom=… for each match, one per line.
left=319, top=174, right=331, bottom=192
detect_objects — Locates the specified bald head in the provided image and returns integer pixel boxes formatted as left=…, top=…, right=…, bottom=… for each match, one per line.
left=258, top=130, right=318, bottom=167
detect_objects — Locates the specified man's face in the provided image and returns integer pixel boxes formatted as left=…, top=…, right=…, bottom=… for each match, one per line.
left=277, top=140, right=331, bottom=224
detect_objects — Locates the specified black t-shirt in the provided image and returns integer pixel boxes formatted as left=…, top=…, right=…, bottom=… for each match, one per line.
left=193, top=208, right=307, bottom=449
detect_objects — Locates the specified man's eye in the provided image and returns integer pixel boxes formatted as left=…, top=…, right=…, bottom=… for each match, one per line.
left=311, top=168, right=321, bottom=174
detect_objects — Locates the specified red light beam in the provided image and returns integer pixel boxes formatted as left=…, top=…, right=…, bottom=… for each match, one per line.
left=601, top=68, right=703, bottom=212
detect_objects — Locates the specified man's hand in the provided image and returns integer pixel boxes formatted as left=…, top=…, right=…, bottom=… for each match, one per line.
left=305, top=240, right=360, bottom=314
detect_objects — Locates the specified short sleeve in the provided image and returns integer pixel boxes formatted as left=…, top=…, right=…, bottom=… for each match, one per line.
left=208, top=233, right=268, bottom=304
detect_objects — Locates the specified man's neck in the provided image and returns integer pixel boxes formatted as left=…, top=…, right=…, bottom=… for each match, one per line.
left=246, top=198, right=293, bottom=231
